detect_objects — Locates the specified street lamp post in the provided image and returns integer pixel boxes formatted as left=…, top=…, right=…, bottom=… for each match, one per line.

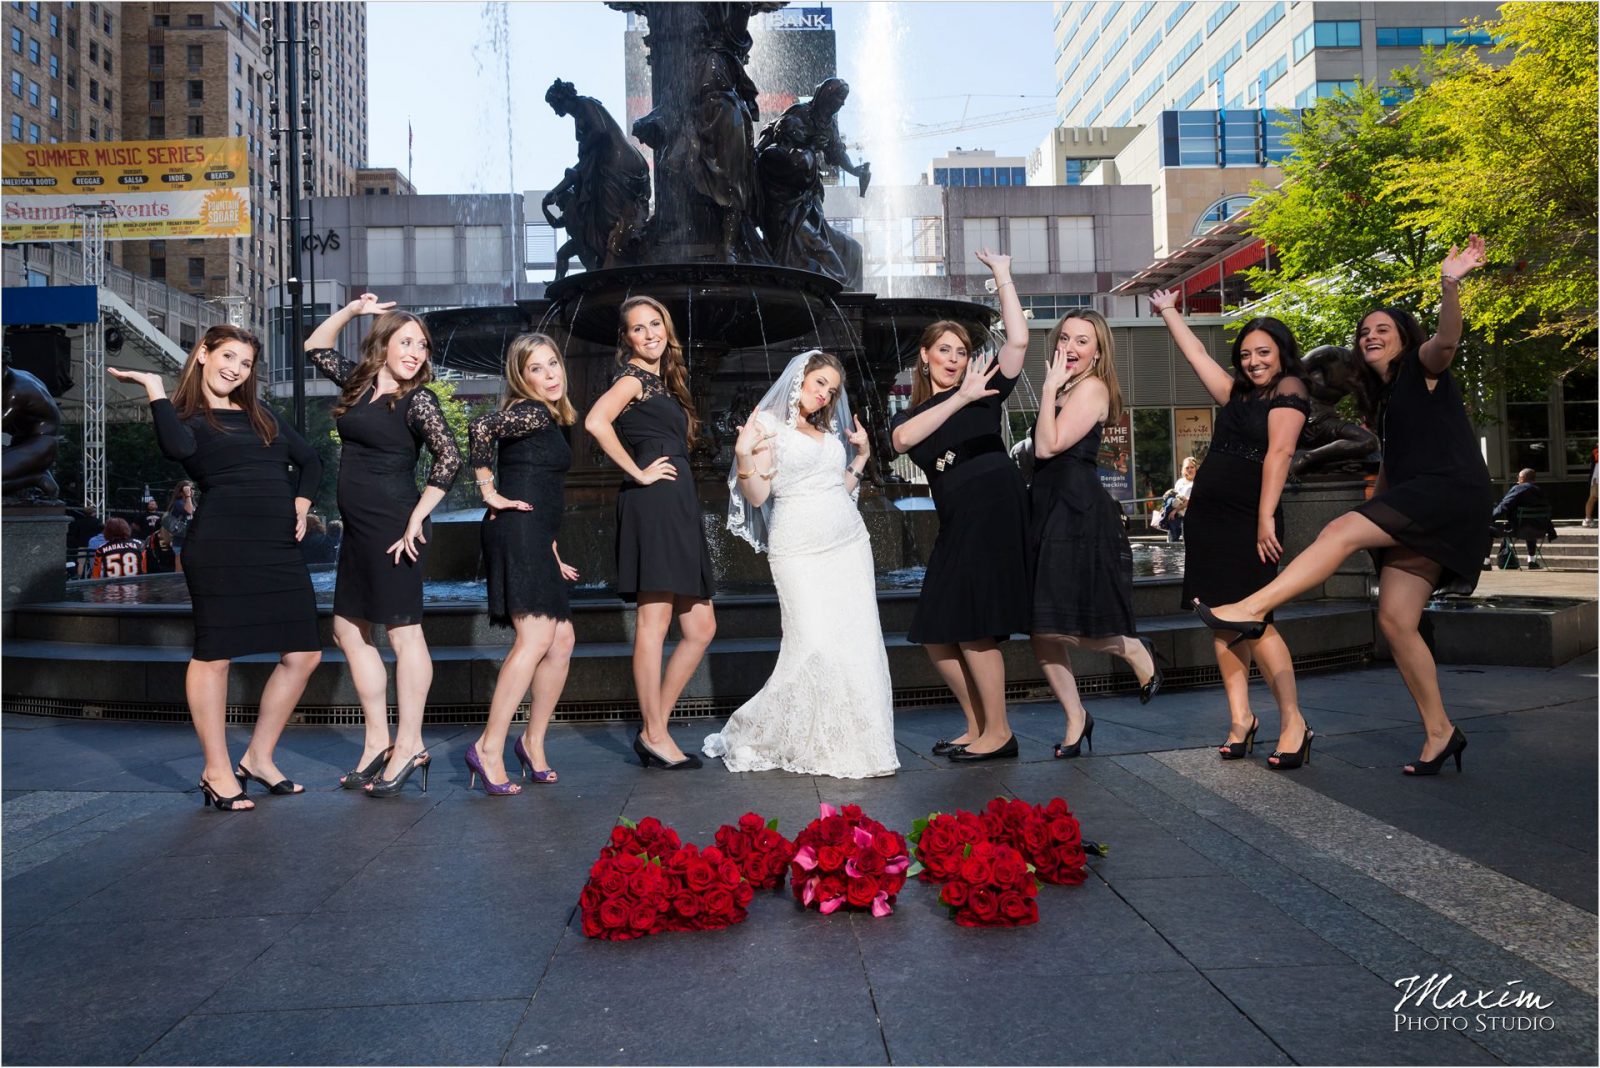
left=262, top=6, right=321, bottom=433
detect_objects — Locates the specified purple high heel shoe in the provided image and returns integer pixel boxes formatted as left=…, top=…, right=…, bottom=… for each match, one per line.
left=513, top=737, right=559, bottom=784
left=464, top=742, right=522, bottom=796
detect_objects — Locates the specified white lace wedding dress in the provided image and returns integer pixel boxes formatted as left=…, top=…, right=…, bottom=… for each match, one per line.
left=704, top=414, right=900, bottom=778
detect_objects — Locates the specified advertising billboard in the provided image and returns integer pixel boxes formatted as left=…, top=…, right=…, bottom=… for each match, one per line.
left=2, top=137, right=251, bottom=242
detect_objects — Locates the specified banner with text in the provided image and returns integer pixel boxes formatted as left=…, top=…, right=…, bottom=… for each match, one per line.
left=1173, top=407, right=1215, bottom=472
left=3, top=137, right=250, bottom=241
left=1096, top=409, right=1134, bottom=506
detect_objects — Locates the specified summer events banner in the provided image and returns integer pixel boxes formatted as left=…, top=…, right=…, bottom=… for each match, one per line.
left=2, top=137, right=251, bottom=241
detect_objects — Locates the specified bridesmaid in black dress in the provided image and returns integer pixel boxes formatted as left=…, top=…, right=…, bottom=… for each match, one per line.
left=305, top=293, right=463, bottom=797
left=583, top=295, right=716, bottom=770
left=889, top=250, right=1031, bottom=762
left=1149, top=293, right=1312, bottom=768
left=110, top=326, right=322, bottom=811
left=1028, top=310, right=1161, bottom=760
left=1196, top=237, right=1489, bottom=776
left=464, top=334, right=580, bottom=795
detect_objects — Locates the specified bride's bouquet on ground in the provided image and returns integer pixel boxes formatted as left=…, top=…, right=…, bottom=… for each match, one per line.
left=790, top=803, right=911, bottom=916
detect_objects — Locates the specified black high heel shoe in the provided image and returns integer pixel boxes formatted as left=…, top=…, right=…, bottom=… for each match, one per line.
left=1054, top=712, right=1094, bottom=759
left=235, top=760, right=303, bottom=795
left=948, top=735, right=1019, bottom=763
left=1192, top=601, right=1268, bottom=647
left=1268, top=725, right=1314, bottom=770
left=199, top=776, right=253, bottom=811
left=1136, top=637, right=1165, bottom=704
left=365, top=751, right=430, bottom=797
left=632, top=731, right=701, bottom=770
left=1218, top=716, right=1259, bottom=760
left=1403, top=727, right=1467, bottom=776
left=340, top=746, right=394, bottom=790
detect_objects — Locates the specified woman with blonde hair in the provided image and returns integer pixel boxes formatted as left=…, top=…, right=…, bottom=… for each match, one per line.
left=704, top=349, right=897, bottom=778
left=1029, top=309, right=1161, bottom=759
left=110, top=325, right=322, bottom=810
left=306, top=293, right=463, bottom=797
left=463, top=334, right=581, bottom=793
left=889, top=250, right=1031, bottom=762
left=584, top=295, right=716, bottom=769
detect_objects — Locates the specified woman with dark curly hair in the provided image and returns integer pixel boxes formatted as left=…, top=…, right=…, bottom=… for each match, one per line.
left=306, top=293, right=462, bottom=797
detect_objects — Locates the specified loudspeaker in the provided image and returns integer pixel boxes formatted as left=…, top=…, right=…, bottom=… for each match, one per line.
left=3, top=326, right=73, bottom=397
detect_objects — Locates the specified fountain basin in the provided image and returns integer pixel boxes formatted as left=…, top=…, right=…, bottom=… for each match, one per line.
left=1383, top=595, right=1599, bottom=668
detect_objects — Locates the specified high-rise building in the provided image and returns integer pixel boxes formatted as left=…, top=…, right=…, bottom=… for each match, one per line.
left=926, top=148, right=1029, bottom=189
left=1045, top=1, right=1503, bottom=256
left=3, top=1, right=367, bottom=338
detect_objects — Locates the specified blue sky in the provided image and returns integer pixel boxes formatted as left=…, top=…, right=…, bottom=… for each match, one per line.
left=367, top=1, right=1058, bottom=194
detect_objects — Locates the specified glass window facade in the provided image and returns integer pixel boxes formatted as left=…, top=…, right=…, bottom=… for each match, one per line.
left=1245, top=2, right=1285, bottom=48
left=1010, top=216, right=1049, bottom=274
left=932, top=166, right=1026, bottom=187
left=1376, top=26, right=1494, bottom=47
left=1057, top=217, right=1095, bottom=273
left=1294, top=20, right=1360, bottom=61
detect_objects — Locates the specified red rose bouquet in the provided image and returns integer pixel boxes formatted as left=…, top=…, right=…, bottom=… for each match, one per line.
left=713, top=812, right=798, bottom=891
left=790, top=803, right=911, bottom=916
left=659, top=842, right=755, bottom=931
left=599, top=815, right=681, bottom=862
left=579, top=850, right=673, bottom=941
left=978, top=796, right=1093, bottom=886
left=907, top=809, right=987, bottom=883
left=936, top=840, right=1039, bottom=928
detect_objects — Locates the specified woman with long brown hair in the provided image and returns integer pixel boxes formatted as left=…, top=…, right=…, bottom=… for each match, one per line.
left=110, top=326, right=323, bottom=810
left=464, top=334, right=581, bottom=794
left=306, top=293, right=463, bottom=797
left=584, top=295, right=716, bottom=770
left=1028, top=310, right=1161, bottom=760
left=889, top=250, right=1031, bottom=762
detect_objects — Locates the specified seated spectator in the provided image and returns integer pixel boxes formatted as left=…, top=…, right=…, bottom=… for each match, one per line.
left=1153, top=457, right=1199, bottom=543
left=299, top=514, right=338, bottom=566
left=90, top=518, right=147, bottom=579
left=1492, top=468, right=1558, bottom=569
left=143, top=526, right=178, bottom=574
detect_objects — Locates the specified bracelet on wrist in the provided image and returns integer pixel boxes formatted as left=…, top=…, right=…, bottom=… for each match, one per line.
left=1441, top=272, right=1462, bottom=283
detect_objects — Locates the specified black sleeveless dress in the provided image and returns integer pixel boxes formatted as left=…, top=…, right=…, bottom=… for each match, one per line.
left=308, top=349, right=462, bottom=626
left=1355, top=349, right=1491, bottom=594
left=1181, top=384, right=1311, bottom=620
left=469, top=400, right=572, bottom=625
left=611, top=364, right=715, bottom=602
left=889, top=373, right=1031, bottom=644
left=1030, top=421, right=1137, bottom=638
left=150, top=399, right=322, bottom=661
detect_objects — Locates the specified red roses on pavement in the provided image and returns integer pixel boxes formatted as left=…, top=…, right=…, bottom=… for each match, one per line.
left=581, top=817, right=753, bottom=941
left=790, top=803, right=911, bottom=917
left=713, top=812, right=798, bottom=891
left=909, top=796, right=1105, bottom=927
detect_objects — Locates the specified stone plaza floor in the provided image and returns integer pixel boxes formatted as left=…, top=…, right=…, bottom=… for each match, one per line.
left=3, top=654, right=1596, bottom=1066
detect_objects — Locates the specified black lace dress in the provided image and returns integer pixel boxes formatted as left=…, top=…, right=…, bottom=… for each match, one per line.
left=889, top=373, right=1031, bottom=644
left=1355, top=349, right=1492, bottom=594
left=1030, top=421, right=1136, bottom=638
left=150, top=399, right=322, bottom=660
left=308, top=349, right=462, bottom=626
left=470, top=400, right=572, bottom=626
left=1182, top=382, right=1311, bottom=619
left=611, top=364, right=715, bottom=602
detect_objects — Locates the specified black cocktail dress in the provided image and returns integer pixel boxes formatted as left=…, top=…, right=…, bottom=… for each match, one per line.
left=1181, top=381, right=1311, bottom=620
left=611, top=364, right=715, bottom=602
left=890, top=374, right=1031, bottom=644
left=150, top=399, right=322, bottom=661
left=1355, top=349, right=1491, bottom=594
left=1030, top=421, right=1136, bottom=638
left=469, top=400, right=573, bottom=626
left=308, top=349, right=462, bottom=626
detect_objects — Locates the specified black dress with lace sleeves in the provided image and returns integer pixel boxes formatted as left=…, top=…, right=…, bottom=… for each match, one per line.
left=472, top=401, right=573, bottom=624
left=328, top=378, right=451, bottom=627
left=306, top=347, right=358, bottom=387
left=406, top=385, right=463, bottom=491
left=1181, top=378, right=1311, bottom=618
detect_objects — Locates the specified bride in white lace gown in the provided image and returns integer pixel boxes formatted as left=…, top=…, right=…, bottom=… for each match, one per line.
left=704, top=351, right=899, bottom=778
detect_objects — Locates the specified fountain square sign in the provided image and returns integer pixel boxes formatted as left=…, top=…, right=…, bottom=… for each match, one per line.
left=1, top=136, right=250, bottom=242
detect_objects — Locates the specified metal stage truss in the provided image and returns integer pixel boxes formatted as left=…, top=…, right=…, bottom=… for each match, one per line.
left=74, top=203, right=117, bottom=520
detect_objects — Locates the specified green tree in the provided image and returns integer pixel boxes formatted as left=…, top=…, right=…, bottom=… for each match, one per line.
left=1384, top=1, right=1598, bottom=358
